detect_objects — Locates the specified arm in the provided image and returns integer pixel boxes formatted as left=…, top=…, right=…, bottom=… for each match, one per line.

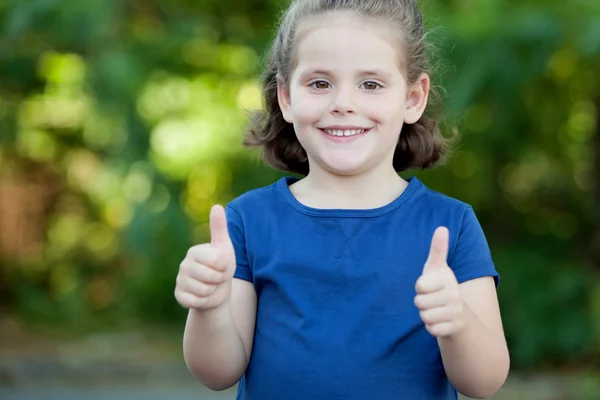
left=415, top=227, right=509, bottom=399
left=438, top=277, right=509, bottom=398
left=183, top=278, right=257, bottom=391
left=175, top=205, right=257, bottom=391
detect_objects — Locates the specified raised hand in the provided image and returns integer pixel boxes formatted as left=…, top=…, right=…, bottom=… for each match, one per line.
left=175, top=205, right=237, bottom=311
left=414, top=227, right=465, bottom=338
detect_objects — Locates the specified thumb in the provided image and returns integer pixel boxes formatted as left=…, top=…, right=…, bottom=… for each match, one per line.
left=209, top=204, right=233, bottom=251
left=423, top=226, right=449, bottom=273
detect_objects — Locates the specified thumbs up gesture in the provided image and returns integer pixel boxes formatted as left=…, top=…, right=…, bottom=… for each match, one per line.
left=175, top=205, right=237, bottom=311
left=414, top=227, right=465, bottom=338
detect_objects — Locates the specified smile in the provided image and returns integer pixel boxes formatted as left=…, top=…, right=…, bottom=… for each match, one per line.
left=321, top=128, right=369, bottom=137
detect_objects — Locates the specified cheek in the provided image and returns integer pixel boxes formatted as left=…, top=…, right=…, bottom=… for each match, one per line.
left=292, top=92, right=326, bottom=121
left=365, top=97, right=405, bottom=125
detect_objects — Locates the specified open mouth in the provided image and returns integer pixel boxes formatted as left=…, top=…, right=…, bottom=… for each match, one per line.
left=320, top=128, right=370, bottom=137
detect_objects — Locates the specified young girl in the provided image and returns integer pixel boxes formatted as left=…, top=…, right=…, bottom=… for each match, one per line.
left=175, top=0, right=510, bottom=398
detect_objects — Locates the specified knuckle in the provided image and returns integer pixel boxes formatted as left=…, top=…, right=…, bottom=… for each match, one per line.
left=425, top=323, right=436, bottom=335
left=428, top=323, right=448, bottom=337
left=176, top=275, right=192, bottom=290
left=176, top=277, right=190, bottom=293
left=186, top=245, right=198, bottom=259
left=179, top=260, right=194, bottom=275
left=197, top=282, right=217, bottom=297
left=414, top=295, right=425, bottom=309
left=175, top=290, right=192, bottom=308
left=192, top=297, right=208, bottom=309
left=415, top=279, right=425, bottom=293
left=178, top=261, right=187, bottom=275
left=428, top=325, right=442, bottom=337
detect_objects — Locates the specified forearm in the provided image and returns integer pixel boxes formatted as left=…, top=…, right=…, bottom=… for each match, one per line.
left=438, top=302, right=509, bottom=398
left=183, top=305, right=248, bottom=390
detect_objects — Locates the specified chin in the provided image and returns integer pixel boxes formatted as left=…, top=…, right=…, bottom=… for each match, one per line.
left=310, top=152, right=378, bottom=176
left=320, top=163, right=369, bottom=177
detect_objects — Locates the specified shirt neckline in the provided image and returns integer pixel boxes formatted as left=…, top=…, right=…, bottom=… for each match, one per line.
left=276, top=175, right=422, bottom=218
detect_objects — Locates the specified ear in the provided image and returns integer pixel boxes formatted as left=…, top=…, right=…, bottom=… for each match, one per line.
left=404, top=73, right=430, bottom=124
left=277, top=75, right=294, bottom=123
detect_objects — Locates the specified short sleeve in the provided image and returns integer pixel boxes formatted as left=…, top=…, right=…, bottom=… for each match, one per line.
left=448, top=207, right=499, bottom=287
left=226, top=204, right=253, bottom=283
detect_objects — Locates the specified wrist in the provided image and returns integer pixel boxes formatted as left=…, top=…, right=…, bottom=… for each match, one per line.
left=191, top=301, right=233, bottom=327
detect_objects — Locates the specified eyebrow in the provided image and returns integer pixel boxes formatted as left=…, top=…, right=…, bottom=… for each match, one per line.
left=298, top=68, right=392, bottom=79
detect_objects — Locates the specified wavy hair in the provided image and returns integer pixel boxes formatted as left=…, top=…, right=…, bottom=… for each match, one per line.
left=245, top=0, right=452, bottom=175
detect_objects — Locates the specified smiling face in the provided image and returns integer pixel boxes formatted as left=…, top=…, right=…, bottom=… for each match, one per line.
left=278, top=11, right=429, bottom=177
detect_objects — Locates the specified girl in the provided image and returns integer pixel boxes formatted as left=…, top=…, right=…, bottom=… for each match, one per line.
left=175, top=0, right=510, bottom=399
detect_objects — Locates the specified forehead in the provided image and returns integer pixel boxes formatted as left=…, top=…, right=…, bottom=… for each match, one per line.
left=292, top=11, right=404, bottom=74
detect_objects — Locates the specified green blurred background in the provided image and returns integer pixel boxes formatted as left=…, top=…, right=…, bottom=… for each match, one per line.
left=1, top=0, right=600, bottom=398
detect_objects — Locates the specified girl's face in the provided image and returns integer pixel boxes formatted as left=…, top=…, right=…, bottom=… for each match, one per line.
left=278, top=12, right=429, bottom=177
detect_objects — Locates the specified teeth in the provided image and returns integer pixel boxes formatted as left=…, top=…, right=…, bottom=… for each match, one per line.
left=324, top=129, right=365, bottom=137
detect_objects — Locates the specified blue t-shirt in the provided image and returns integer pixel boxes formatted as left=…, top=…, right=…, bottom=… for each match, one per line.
left=226, top=176, right=498, bottom=400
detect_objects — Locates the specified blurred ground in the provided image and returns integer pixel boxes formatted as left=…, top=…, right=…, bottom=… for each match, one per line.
left=1, top=315, right=598, bottom=400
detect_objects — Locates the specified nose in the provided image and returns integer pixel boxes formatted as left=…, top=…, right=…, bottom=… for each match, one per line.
left=330, top=85, right=356, bottom=115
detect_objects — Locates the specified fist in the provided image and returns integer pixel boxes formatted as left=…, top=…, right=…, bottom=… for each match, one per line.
left=175, top=205, right=236, bottom=310
left=414, top=227, right=465, bottom=338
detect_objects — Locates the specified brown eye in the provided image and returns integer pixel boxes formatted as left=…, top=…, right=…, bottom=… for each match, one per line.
left=312, top=80, right=330, bottom=89
left=362, top=81, right=380, bottom=90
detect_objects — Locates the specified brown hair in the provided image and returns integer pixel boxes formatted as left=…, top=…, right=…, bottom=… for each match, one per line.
left=245, top=0, right=452, bottom=176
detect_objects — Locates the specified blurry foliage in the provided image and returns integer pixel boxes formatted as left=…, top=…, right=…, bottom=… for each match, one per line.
left=0, top=0, right=599, bottom=370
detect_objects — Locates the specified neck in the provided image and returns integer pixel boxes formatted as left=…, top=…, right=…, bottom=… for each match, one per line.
left=291, top=164, right=407, bottom=210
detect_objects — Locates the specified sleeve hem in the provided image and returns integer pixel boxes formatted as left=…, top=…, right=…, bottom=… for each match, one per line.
left=455, top=269, right=500, bottom=288
left=234, top=267, right=253, bottom=283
